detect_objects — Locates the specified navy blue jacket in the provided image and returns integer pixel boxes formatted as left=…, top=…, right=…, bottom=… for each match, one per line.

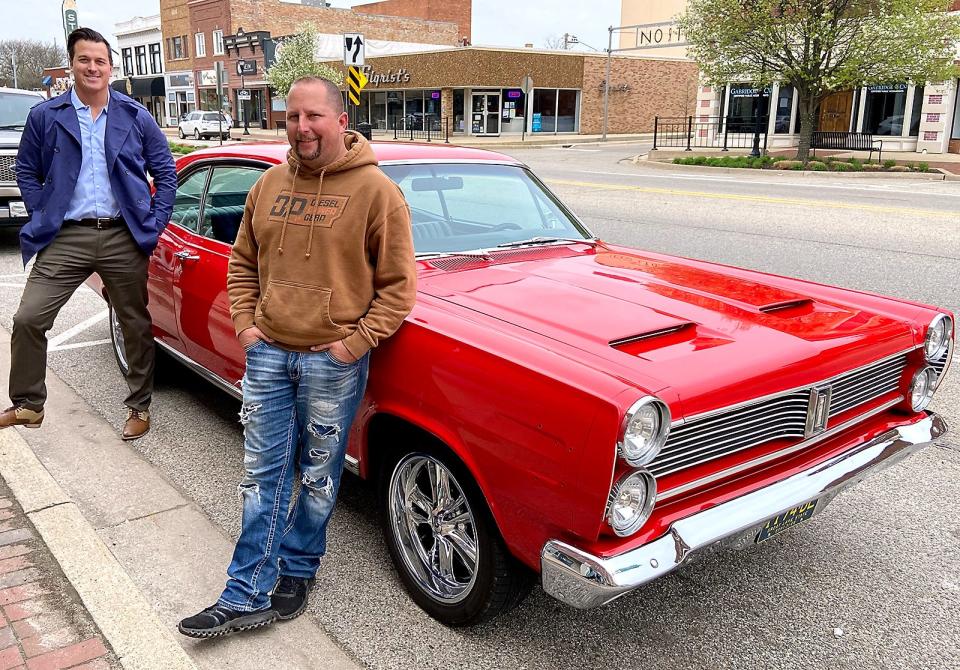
left=15, top=89, right=177, bottom=265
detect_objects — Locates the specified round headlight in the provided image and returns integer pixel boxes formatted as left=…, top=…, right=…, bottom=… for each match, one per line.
left=619, top=397, right=671, bottom=466
left=606, top=470, right=657, bottom=537
left=924, top=315, right=952, bottom=361
left=910, top=367, right=937, bottom=411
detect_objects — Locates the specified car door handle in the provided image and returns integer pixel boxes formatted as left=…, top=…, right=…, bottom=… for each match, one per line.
left=174, top=250, right=200, bottom=262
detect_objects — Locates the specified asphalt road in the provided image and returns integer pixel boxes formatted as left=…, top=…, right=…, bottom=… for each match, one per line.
left=0, top=144, right=958, bottom=669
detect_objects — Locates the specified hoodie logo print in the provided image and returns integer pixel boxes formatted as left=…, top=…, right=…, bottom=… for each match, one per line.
left=268, top=192, right=350, bottom=228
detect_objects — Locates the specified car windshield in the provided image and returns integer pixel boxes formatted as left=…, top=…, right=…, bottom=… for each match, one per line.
left=0, top=92, right=42, bottom=127
left=380, top=163, right=592, bottom=255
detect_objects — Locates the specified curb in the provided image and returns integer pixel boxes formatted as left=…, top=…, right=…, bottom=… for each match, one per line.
left=0, top=428, right=197, bottom=670
left=627, top=156, right=950, bottom=180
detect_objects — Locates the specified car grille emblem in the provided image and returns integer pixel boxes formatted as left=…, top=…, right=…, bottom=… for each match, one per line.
left=804, top=384, right=832, bottom=438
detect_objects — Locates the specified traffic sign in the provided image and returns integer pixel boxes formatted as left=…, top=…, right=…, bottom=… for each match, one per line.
left=346, top=66, right=368, bottom=106
left=521, top=75, right=534, bottom=95
left=237, top=89, right=251, bottom=101
left=344, top=33, right=364, bottom=66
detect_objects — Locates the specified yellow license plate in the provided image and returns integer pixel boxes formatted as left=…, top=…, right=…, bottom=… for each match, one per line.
left=755, top=500, right=818, bottom=544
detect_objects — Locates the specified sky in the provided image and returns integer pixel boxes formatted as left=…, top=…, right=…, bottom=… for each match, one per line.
left=1, top=0, right=622, bottom=56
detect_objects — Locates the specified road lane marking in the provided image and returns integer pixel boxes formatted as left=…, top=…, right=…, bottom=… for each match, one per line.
left=47, top=310, right=108, bottom=350
left=49, top=339, right=111, bottom=353
left=545, top=178, right=958, bottom=218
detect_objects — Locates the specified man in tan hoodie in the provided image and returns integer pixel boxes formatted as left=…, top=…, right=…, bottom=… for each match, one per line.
left=179, top=76, right=416, bottom=638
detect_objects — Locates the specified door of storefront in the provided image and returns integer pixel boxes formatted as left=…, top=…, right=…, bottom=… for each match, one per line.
left=471, top=92, right=501, bottom=136
left=818, top=91, right=853, bottom=132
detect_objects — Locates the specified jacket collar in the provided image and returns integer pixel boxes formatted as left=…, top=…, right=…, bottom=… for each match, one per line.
left=51, top=88, right=137, bottom=172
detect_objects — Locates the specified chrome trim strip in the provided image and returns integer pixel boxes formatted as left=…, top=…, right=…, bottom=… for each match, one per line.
left=656, top=396, right=902, bottom=501
left=668, top=347, right=915, bottom=428
left=541, top=412, right=946, bottom=610
left=155, top=341, right=363, bottom=476
left=155, top=341, right=242, bottom=400
left=609, top=325, right=689, bottom=347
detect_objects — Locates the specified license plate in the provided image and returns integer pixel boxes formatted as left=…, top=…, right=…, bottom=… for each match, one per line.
left=755, top=499, right=818, bottom=544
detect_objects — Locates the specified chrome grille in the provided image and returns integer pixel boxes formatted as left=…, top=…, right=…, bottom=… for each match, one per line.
left=648, top=353, right=909, bottom=478
left=0, top=154, right=16, bottom=183
left=931, top=343, right=952, bottom=384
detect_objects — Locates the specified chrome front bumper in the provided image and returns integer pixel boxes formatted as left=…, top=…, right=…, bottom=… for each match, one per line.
left=541, top=412, right=947, bottom=609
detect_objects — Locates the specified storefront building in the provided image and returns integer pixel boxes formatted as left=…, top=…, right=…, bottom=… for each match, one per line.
left=620, top=0, right=960, bottom=154
left=113, top=15, right=166, bottom=126
left=322, top=47, right=699, bottom=137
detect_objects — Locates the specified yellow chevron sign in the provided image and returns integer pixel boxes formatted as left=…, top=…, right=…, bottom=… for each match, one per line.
left=347, top=66, right=368, bottom=105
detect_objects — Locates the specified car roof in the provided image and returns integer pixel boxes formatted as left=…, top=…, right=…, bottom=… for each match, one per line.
left=181, top=141, right=523, bottom=166
left=0, top=87, right=44, bottom=98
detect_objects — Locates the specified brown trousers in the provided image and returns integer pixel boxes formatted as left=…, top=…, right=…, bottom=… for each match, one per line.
left=10, top=224, right=153, bottom=412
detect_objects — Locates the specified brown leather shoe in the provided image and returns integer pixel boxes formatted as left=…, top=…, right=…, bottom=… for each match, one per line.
left=0, top=406, right=44, bottom=429
left=122, top=408, right=150, bottom=441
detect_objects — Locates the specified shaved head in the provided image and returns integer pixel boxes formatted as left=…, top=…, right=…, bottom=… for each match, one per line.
left=288, top=77, right=344, bottom=116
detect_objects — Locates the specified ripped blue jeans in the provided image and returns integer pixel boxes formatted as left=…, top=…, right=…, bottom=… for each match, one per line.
left=219, top=340, right=369, bottom=612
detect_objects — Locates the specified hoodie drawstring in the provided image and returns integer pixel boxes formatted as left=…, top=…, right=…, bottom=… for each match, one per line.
left=305, top=169, right=325, bottom=259
left=277, top=163, right=300, bottom=255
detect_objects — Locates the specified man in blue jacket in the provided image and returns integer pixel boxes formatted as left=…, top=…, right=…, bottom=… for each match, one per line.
left=0, top=27, right=176, bottom=439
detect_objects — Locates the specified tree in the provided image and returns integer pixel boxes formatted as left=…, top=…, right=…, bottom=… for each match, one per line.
left=265, top=24, right=344, bottom=97
left=543, top=35, right=566, bottom=50
left=678, top=0, right=960, bottom=162
left=0, top=39, right=67, bottom=90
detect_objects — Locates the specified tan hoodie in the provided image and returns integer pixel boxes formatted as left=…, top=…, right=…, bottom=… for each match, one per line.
left=227, top=131, right=416, bottom=357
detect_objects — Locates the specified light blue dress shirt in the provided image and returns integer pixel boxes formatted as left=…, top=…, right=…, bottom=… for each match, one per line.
left=64, top=88, right=120, bottom=220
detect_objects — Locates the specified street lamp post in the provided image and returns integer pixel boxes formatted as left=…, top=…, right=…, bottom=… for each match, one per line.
left=237, top=27, right=250, bottom=135
left=751, top=62, right=768, bottom=158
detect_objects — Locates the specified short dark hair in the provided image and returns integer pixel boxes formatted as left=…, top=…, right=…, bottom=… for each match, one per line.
left=289, top=76, right=344, bottom=115
left=67, top=27, right=113, bottom=65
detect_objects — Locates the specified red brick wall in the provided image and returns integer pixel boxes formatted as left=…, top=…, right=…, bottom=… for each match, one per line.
left=228, top=0, right=460, bottom=45
left=190, top=0, right=230, bottom=77
left=579, top=56, right=700, bottom=134
left=352, top=0, right=471, bottom=43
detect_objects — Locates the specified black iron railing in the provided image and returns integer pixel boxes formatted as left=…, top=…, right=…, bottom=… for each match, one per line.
left=391, top=115, right=450, bottom=143
left=654, top=116, right=770, bottom=151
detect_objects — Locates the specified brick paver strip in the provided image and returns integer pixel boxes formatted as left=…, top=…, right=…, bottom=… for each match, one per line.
left=0, top=532, right=32, bottom=550
left=0, top=571, right=41, bottom=591
left=0, top=585, right=45, bottom=607
left=0, top=559, right=31, bottom=577
left=0, top=626, right=13, bottom=649
left=2, top=601, right=42, bottom=624
left=20, top=628, right=82, bottom=659
left=0, top=548, right=32, bottom=564
left=0, top=645, right=23, bottom=670
left=24, top=638, right=107, bottom=670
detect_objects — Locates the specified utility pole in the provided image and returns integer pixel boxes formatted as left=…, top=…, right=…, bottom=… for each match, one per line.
left=11, top=51, right=17, bottom=89
left=563, top=33, right=570, bottom=50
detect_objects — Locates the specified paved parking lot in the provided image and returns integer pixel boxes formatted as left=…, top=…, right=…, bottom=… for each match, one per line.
left=0, top=147, right=957, bottom=669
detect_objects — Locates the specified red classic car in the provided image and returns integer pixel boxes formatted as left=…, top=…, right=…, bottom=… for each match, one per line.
left=89, top=142, right=951, bottom=627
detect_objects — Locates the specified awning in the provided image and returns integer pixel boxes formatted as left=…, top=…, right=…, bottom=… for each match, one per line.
left=110, top=76, right=165, bottom=98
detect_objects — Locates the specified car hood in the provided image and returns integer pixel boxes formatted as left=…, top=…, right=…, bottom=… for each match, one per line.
left=418, top=245, right=916, bottom=417
left=0, top=128, right=22, bottom=148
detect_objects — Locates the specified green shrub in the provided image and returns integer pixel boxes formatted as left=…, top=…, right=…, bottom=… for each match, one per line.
left=807, top=161, right=828, bottom=171
left=918, top=162, right=930, bottom=172
left=831, top=162, right=856, bottom=172
left=673, top=157, right=684, bottom=164
left=706, top=157, right=723, bottom=167
left=693, top=156, right=708, bottom=165
left=883, top=159, right=897, bottom=169
left=849, top=157, right=862, bottom=169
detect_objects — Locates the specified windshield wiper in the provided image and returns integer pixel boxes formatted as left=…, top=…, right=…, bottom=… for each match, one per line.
left=495, top=236, right=594, bottom=249
left=0, top=124, right=25, bottom=130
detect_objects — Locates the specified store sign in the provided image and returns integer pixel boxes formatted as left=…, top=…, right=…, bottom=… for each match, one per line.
left=598, top=80, right=631, bottom=93
left=237, top=59, right=257, bottom=76
left=627, top=22, right=688, bottom=50
left=198, top=69, right=218, bottom=87
left=532, top=112, right=542, bottom=132
left=506, top=89, right=522, bottom=99
left=867, top=83, right=907, bottom=93
left=430, top=90, right=441, bottom=100
left=168, top=73, right=193, bottom=88
left=361, top=66, right=411, bottom=87
left=730, top=86, right=771, bottom=97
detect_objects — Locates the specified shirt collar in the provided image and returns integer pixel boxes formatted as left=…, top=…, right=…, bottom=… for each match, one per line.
left=70, top=87, right=110, bottom=115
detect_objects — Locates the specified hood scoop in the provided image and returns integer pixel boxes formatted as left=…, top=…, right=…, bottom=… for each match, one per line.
left=758, top=298, right=814, bottom=315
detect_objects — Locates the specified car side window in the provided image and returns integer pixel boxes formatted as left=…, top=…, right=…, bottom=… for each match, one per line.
left=169, top=168, right=209, bottom=233
left=200, top=166, right=262, bottom=244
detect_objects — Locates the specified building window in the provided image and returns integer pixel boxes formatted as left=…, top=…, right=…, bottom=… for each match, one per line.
left=909, top=86, right=924, bottom=137
left=726, top=85, right=771, bottom=134
left=453, top=89, right=464, bottom=133
left=195, top=32, right=206, bottom=58
left=122, top=48, right=133, bottom=77
left=532, top=89, right=557, bottom=132
left=774, top=85, right=794, bottom=133
left=863, top=84, right=907, bottom=136
left=135, top=46, right=147, bottom=76
left=170, top=36, right=186, bottom=60
left=557, top=89, right=578, bottom=132
left=149, top=43, right=162, bottom=74
left=213, top=30, right=224, bottom=55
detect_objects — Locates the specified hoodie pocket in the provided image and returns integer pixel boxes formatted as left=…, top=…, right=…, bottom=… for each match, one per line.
left=257, top=279, right=345, bottom=342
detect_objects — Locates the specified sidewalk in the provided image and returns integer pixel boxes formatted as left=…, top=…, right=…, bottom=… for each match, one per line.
left=0, top=475, right=118, bottom=670
left=0, top=325, right=360, bottom=670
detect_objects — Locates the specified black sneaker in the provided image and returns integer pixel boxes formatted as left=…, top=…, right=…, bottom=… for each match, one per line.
left=271, top=575, right=315, bottom=620
left=178, top=603, right=278, bottom=638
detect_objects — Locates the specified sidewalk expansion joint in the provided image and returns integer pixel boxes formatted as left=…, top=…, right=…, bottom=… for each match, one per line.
left=101, top=502, right=193, bottom=530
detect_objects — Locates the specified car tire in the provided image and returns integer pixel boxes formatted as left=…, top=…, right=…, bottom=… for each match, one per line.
left=178, top=127, right=185, bottom=139
left=108, top=303, right=130, bottom=377
left=193, top=128, right=201, bottom=140
left=380, top=447, right=532, bottom=627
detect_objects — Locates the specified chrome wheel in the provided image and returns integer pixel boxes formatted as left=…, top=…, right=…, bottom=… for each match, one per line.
left=109, top=305, right=129, bottom=375
left=388, top=453, right=479, bottom=604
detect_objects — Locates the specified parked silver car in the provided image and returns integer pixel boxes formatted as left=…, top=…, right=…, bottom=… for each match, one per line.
left=178, top=110, right=231, bottom=140
left=0, top=86, right=45, bottom=227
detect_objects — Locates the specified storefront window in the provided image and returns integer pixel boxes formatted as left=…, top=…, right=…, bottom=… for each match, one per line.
left=774, top=85, right=793, bottom=133
left=909, top=86, right=924, bottom=137
left=557, top=90, right=578, bottom=132
left=454, top=89, right=464, bottom=133
left=863, top=84, right=907, bottom=135
left=501, top=89, right=525, bottom=133
left=387, top=92, right=403, bottom=131
left=953, top=80, right=960, bottom=140
left=405, top=91, right=423, bottom=129
left=532, top=89, right=556, bottom=133
left=726, top=85, right=770, bottom=134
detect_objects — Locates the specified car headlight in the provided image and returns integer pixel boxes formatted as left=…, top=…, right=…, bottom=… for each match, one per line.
left=606, top=470, right=657, bottom=537
left=618, top=397, right=671, bottom=466
left=910, top=367, right=937, bottom=411
left=924, top=314, right=952, bottom=361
